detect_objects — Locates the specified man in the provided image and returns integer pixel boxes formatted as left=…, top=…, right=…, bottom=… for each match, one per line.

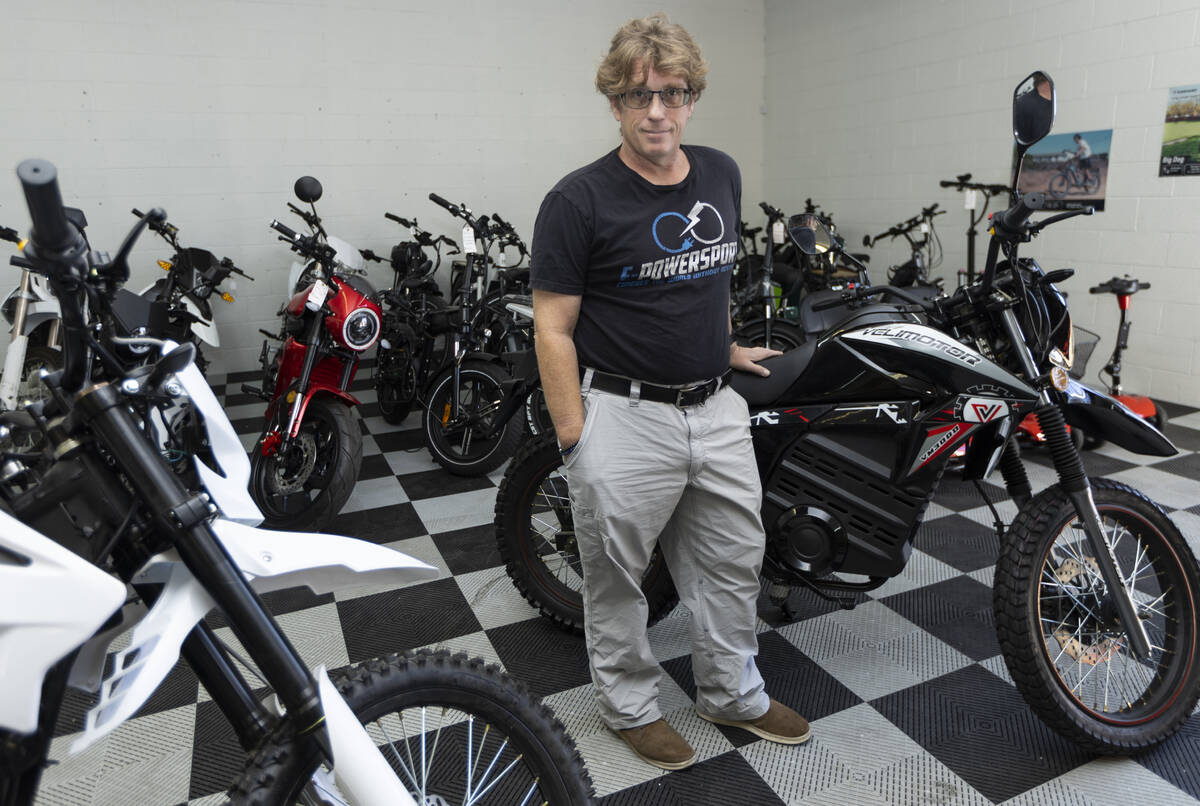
left=529, top=13, right=809, bottom=771
left=1073, top=133, right=1093, bottom=179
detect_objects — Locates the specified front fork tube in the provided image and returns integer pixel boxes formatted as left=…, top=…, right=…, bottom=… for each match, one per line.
left=284, top=316, right=326, bottom=443
left=999, top=309, right=1152, bottom=659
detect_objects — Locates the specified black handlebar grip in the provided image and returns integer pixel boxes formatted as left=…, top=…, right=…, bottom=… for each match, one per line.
left=17, top=159, right=75, bottom=252
left=385, top=212, right=413, bottom=227
left=998, top=191, right=1044, bottom=232
left=492, top=212, right=511, bottom=229
left=812, top=295, right=852, bottom=312
left=1140, top=282, right=1151, bottom=290
left=269, top=219, right=298, bottom=239
left=132, top=207, right=145, bottom=219
left=428, top=193, right=454, bottom=211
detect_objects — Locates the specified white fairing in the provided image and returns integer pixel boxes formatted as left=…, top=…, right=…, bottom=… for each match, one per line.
left=67, top=520, right=438, bottom=752
left=0, top=512, right=126, bottom=734
left=317, top=667, right=419, bottom=805
left=162, top=340, right=263, bottom=524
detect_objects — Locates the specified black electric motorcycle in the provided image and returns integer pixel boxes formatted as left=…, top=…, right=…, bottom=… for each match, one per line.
left=494, top=71, right=1200, bottom=754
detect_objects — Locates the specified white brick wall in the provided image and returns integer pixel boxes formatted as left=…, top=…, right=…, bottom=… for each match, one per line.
left=0, top=0, right=765, bottom=374
left=763, top=0, right=1200, bottom=406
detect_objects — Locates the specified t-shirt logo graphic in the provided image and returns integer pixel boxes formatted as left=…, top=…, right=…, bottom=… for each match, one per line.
left=651, top=201, right=725, bottom=254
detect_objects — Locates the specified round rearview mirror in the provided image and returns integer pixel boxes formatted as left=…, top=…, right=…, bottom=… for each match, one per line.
left=1013, top=71, right=1055, bottom=147
left=787, top=213, right=833, bottom=256
left=294, top=176, right=323, bottom=204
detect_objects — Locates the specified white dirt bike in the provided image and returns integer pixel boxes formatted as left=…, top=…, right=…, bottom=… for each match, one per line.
left=0, top=159, right=593, bottom=806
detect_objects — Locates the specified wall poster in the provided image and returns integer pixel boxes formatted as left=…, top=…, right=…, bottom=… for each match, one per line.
left=1016, top=129, right=1111, bottom=211
left=1161, top=84, right=1200, bottom=176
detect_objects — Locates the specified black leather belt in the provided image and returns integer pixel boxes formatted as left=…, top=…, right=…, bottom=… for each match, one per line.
left=585, top=368, right=732, bottom=407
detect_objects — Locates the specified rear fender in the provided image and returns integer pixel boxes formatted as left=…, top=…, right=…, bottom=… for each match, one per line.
left=1057, top=380, right=1175, bottom=457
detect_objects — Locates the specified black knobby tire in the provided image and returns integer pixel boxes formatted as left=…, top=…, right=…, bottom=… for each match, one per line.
left=1084, top=171, right=1102, bottom=195
left=494, top=435, right=678, bottom=634
left=994, top=478, right=1200, bottom=753
left=230, top=650, right=594, bottom=805
left=249, top=398, right=362, bottom=532
left=422, top=360, right=524, bottom=476
left=734, top=319, right=804, bottom=353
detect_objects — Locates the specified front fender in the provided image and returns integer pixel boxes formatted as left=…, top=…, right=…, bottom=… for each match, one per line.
left=288, top=386, right=361, bottom=438
left=1057, top=380, right=1176, bottom=457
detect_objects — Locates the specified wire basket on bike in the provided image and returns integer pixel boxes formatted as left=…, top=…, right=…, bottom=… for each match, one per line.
left=1070, top=325, right=1099, bottom=380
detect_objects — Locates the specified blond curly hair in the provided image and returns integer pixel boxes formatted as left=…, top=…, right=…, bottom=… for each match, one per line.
left=595, top=13, right=708, bottom=100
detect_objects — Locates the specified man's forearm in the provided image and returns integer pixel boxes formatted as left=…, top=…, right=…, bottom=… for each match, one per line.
left=535, top=330, right=586, bottom=447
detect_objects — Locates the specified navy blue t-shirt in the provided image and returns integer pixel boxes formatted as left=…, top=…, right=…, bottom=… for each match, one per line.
left=530, top=145, right=741, bottom=385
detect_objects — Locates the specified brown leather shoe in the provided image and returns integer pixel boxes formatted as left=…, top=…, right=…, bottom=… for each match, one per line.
left=615, top=719, right=697, bottom=770
left=697, top=698, right=810, bottom=744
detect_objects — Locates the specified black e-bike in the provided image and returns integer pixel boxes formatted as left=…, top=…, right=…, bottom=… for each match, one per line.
left=494, top=71, right=1200, bottom=754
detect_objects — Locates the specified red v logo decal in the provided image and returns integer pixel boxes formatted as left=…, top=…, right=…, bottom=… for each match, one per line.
left=971, top=403, right=1001, bottom=422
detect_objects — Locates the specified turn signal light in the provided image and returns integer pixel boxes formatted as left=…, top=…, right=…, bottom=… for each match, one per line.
left=157, top=260, right=172, bottom=271
left=221, top=292, right=234, bottom=303
left=286, top=390, right=297, bottom=404
left=1050, top=366, right=1070, bottom=392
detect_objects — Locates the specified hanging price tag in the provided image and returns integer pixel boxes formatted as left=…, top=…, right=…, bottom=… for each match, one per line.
left=920, top=222, right=930, bottom=234
left=965, top=190, right=978, bottom=211
left=771, top=220, right=785, bottom=244
left=305, top=279, right=331, bottom=311
left=462, top=225, right=478, bottom=255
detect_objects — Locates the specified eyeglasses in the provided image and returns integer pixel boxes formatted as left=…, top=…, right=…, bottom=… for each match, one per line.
left=617, top=87, right=692, bottom=109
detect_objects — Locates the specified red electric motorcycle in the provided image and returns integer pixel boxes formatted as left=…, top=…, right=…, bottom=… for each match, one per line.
left=244, top=177, right=382, bottom=530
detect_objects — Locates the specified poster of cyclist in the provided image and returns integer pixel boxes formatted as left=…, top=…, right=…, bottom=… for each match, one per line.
left=1160, top=84, right=1200, bottom=176
left=1015, top=128, right=1111, bottom=211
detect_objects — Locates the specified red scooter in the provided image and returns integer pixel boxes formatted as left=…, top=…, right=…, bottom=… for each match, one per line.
left=1082, top=276, right=1166, bottom=445
left=244, top=178, right=383, bottom=530
left=1016, top=275, right=1164, bottom=450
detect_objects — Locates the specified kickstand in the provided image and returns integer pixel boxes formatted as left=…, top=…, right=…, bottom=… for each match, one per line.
left=972, top=480, right=1006, bottom=541
left=791, top=575, right=859, bottom=614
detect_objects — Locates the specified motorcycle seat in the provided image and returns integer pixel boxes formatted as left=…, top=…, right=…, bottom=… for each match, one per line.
left=729, top=339, right=818, bottom=406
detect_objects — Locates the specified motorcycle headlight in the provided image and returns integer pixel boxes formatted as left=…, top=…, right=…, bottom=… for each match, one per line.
left=342, top=308, right=381, bottom=351
left=1048, top=316, right=1074, bottom=371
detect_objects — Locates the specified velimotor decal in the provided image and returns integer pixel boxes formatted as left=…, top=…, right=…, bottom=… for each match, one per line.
left=843, top=325, right=983, bottom=366
left=961, top=397, right=1009, bottom=423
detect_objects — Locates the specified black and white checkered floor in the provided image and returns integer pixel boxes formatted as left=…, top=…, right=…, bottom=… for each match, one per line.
left=32, top=368, right=1200, bottom=806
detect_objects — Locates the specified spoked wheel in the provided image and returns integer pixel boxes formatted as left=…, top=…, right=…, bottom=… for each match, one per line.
left=250, top=398, right=362, bottom=531
left=1048, top=173, right=1070, bottom=199
left=494, top=436, right=677, bottom=634
left=18, top=344, right=61, bottom=406
left=232, top=650, right=594, bottom=805
left=995, top=479, right=1200, bottom=752
left=733, top=319, right=804, bottom=353
left=422, top=360, right=523, bottom=476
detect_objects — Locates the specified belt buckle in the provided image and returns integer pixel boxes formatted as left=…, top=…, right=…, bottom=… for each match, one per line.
left=675, top=380, right=711, bottom=407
